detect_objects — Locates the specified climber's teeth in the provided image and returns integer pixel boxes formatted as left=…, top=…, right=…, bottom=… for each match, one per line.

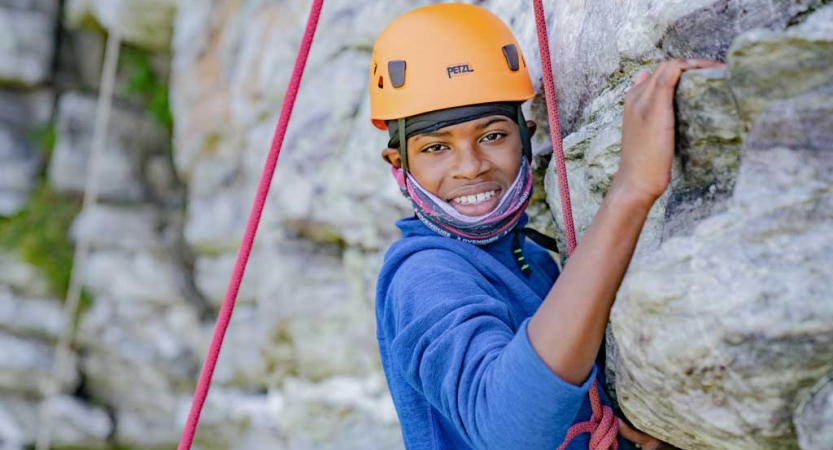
left=453, top=190, right=496, bottom=205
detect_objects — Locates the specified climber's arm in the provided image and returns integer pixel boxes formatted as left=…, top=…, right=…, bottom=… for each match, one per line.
left=527, top=58, right=726, bottom=386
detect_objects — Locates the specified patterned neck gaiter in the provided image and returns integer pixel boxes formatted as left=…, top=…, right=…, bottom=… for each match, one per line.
left=392, top=157, right=532, bottom=245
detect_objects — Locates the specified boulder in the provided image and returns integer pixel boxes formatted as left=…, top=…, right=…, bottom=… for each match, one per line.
left=0, top=0, right=58, bottom=86
left=610, top=35, right=833, bottom=449
left=49, top=91, right=170, bottom=203
left=727, top=5, right=833, bottom=128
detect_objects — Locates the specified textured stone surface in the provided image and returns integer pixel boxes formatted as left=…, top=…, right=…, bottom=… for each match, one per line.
left=199, top=241, right=381, bottom=389
left=0, top=331, right=78, bottom=396
left=194, top=252, right=262, bottom=308
left=0, top=287, right=64, bottom=341
left=665, top=67, right=743, bottom=239
left=77, top=298, right=201, bottom=448
left=182, top=378, right=402, bottom=450
left=82, top=250, right=189, bottom=305
left=610, top=34, right=833, bottom=449
left=40, top=395, right=112, bottom=449
left=0, top=1, right=57, bottom=86
left=0, top=252, right=52, bottom=301
left=544, top=77, right=670, bottom=257
left=65, top=0, right=177, bottom=51
left=535, top=0, right=824, bottom=136
left=70, top=204, right=164, bottom=251
left=172, top=0, right=417, bottom=252
left=49, top=91, right=170, bottom=202
left=727, top=4, right=833, bottom=128
left=795, top=377, right=833, bottom=450
left=0, top=89, right=52, bottom=216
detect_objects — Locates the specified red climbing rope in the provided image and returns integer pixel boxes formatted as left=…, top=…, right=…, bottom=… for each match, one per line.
left=557, top=380, right=620, bottom=450
left=176, top=0, right=325, bottom=448
left=532, top=1, right=620, bottom=449
left=532, top=0, right=577, bottom=255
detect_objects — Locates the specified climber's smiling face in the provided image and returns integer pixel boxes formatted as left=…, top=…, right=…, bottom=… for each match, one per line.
left=383, top=115, right=537, bottom=217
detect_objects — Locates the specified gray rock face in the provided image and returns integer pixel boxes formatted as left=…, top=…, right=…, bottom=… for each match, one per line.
left=70, top=204, right=164, bottom=251
left=77, top=298, right=201, bottom=448
left=609, top=10, right=833, bottom=448
left=543, top=78, right=669, bottom=257
left=49, top=91, right=170, bottom=202
left=0, top=331, right=78, bottom=396
left=64, top=0, right=177, bottom=51
left=0, top=287, right=64, bottom=341
left=795, top=377, right=833, bottom=450
left=727, top=5, right=833, bottom=128
left=0, top=89, right=52, bottom=216
left=534, top=0, right=823, bottom=137
left=0, top=251, right=51, bottom=297
left=40, top=395, right=112, bottom=449
left=0, top=1, right=57, bottom=86
left=664, top=68, right=743, bottom=239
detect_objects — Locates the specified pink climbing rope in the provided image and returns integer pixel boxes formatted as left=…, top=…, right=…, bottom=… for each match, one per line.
left=532, top=0, right=577, bottom=255
left=557, top=380, right=620, bottom=450
left=532, top=1, right=620, bottom=448
left=176, top=0, right=325, bottom=448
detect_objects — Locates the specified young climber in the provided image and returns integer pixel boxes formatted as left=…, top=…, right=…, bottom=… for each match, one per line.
left=371, top=4, right=723, bottom=450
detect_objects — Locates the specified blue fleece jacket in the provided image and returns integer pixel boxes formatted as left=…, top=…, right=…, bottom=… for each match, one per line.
left=375, top=215, right=636, bottom=450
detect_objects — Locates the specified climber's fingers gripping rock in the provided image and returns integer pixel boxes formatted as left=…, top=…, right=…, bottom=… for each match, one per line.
left=616, top=58, right=726, bottom=206
left=617, top=419, right=682, bottom=450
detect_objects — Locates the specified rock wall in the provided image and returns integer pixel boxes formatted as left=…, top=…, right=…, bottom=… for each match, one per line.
left=608, top=6, right=833, bottom=450
left=0, top=0, right=831, bottom=449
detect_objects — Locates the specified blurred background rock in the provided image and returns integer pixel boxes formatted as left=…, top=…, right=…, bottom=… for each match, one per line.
left=0, top=0, right=830, bottom=449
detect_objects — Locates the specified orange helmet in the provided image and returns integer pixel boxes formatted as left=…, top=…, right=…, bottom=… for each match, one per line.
left=369, top=3, right=535, bottom=130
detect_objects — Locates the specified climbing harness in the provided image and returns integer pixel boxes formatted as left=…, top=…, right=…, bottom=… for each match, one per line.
left=34, top=12, right=123, bottom=450
left=178, top=1, right=621, bottom=449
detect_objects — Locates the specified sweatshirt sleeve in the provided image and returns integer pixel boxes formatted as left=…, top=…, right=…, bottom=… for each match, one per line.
left=381, top=249, right=596, bottom=450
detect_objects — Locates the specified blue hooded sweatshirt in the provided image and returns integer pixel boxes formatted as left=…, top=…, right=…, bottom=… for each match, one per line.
left=375, top=214, right=636, bottom=450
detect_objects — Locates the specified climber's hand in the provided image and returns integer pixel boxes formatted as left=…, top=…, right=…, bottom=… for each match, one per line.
left=618, top=420, right=681, bottom=450
left=615, top=58, right=726, bottom=205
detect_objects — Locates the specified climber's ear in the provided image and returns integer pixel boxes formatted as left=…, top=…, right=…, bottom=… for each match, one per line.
left=382, top=147, right=402, bottom=169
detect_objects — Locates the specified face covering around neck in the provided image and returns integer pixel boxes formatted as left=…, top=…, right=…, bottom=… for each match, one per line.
left=392, top=156, right=532, bottom=245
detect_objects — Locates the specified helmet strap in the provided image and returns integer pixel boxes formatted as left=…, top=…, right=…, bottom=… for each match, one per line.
left=517, top=106, right=532, bottom=162
left=398, top=118, right=409, bottom=178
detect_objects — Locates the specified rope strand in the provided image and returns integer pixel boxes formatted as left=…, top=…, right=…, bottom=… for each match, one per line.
left=177, top=1, right=325, bottom=448
left=532, top=1, right=622, bottom=449
left=34, top=14, right=123, bottom=450
left=532, top=0, right=577, bottom=255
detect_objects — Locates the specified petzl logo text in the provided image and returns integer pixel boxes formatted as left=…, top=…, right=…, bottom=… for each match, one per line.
left=447, top=63, right=475, bottom=79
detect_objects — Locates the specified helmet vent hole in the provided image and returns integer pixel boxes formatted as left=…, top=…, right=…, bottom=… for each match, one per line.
left=378, top=76, right=384, bottom=88
left=388, top=60, right=407, bottom=88
left=502, top=44, right=520, bottom=71
left=373, top=63, right=377, bottom=75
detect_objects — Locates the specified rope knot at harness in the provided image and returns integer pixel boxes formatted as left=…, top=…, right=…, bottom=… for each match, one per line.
left=557, top=381, right=620, bottom=450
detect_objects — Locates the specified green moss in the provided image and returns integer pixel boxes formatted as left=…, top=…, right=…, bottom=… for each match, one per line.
left=28, top=121, right=57, bottom=160
left=0, top=183, right=83, bottom=300
left=120, top=46, right=174, bottom=133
